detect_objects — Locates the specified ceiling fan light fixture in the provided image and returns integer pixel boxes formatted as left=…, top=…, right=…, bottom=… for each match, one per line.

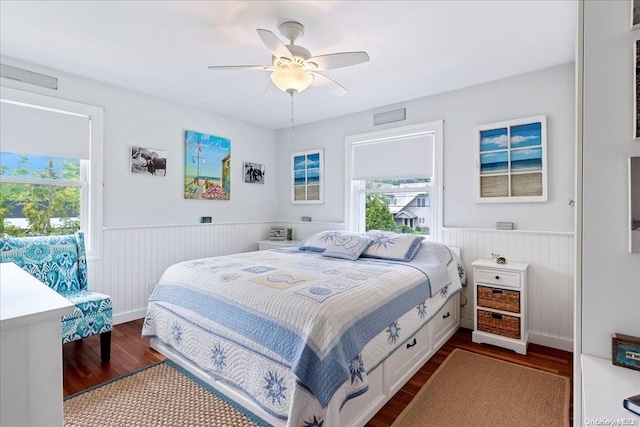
left=270, top=68, right=313, bottom=94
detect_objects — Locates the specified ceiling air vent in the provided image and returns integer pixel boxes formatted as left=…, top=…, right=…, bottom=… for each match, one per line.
left=0, top=64, right=58, bottom=90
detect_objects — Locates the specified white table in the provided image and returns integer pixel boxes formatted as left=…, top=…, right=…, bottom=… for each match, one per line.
left=257, top=240, right=301, bottom=250
left=1, top=262, right=74, bottom=427
left=581, top=354, right=640, bottom=422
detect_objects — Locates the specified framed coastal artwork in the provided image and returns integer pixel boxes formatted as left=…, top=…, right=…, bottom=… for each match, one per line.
left=184, top=130, right=231, bottom=200
left=474, top=115, right=547, bottom=203
left=630, top=157, right=640, bottom=253
left=291, top=149, right=324, bottom=204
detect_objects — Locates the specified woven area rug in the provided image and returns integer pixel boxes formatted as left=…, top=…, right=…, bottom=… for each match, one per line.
left=391, top=349, right=570, bottom=427
left=64, top=361, right=269, bottom=427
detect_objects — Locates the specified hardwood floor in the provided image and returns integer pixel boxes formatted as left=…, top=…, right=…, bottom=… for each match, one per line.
left=63, top=320, right=573, bottom=425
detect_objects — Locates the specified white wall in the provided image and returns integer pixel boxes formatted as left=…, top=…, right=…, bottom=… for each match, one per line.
left=276, top=63, right=575, bottom=233
left=0, top=56, right=279, bottom=227
left=275, top=64, right=576, bottom=350
left=1, top=56, right=280, bottom=321
left=581, top=1, right=640, bottom=358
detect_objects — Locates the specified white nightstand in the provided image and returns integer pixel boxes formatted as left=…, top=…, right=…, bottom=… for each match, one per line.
left=257, top=240, right=301, bottom=250
left=471, top=259, right=529, bottom=355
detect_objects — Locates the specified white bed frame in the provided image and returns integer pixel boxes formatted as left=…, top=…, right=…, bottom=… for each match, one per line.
left=150, top=248, right=462, bottom=427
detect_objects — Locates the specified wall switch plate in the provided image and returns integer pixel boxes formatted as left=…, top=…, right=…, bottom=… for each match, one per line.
left=496, top=222, right=514, bottom=230
left=200, top=216, right=212, bottom=223
left=147, top=281, right=156, bottom=294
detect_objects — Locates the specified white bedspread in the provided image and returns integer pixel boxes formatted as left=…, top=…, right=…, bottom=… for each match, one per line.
left=142, top=241, right=463, bottom=426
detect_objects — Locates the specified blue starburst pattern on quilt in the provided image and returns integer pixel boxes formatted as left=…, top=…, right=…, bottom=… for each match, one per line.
left=172, top=323, right=183, bottom=345
left=303, top=415, right=324, bottom=427
left=362, top=230, right=424, bottom=262
left=242, top=266, right=276, bottom=274
left=417, top=301, right=427, bottom=319
left=440, top=286, right=449, bottom=298
left=386, top=320, right=401, bottom=345
left=264, top=371, right=287, bottom=405
left=349, top=354, right=366, bottom=384
left=0, top=232, right=112, bottom=345
left=211, top=344, right=227, bottom=370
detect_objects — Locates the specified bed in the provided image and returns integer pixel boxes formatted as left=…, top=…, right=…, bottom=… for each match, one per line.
left=142, top=231, right=465, bottom=427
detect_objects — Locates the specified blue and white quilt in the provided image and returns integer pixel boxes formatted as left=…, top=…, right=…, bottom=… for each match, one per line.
left=142, top=241, right=464, bottom=426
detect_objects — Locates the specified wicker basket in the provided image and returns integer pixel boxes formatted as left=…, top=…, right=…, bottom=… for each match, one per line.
left=477, top=309, right=521, bottom=339
left=477, top=286, right=520, bottom=313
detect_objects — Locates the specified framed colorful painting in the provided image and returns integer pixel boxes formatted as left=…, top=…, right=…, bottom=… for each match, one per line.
left=184, top=130, right=231, bottom=200
left=291, top=149, right=324, bottom=204
left=474, top=115, right=547, bottom=203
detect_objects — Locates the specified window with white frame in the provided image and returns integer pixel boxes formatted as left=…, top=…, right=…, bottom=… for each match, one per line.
left=345, top=121, right=443, bottom=240
left=0, top=88, right=104, bottom=259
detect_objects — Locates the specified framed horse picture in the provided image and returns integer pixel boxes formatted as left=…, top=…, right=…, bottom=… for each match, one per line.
left=243, top=161, right=265, bottom=184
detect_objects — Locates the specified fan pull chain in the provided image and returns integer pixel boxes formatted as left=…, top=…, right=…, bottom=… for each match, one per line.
left=290, top=92, right=295, bottom=140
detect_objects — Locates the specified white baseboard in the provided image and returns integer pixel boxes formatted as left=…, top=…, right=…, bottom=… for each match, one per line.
left=529, top=332, right=573, bottom=352
left=460, top=317, right=474, bottom=330
left=113, top=308, right=147, bottom=325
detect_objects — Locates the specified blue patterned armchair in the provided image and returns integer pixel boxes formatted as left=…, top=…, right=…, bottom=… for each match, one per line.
left=0, top=232, right=112, bottom=362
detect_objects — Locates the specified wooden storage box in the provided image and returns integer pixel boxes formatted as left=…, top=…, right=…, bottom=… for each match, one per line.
left=477, top=286, right=520, bottom=313
left=477, top=309, right=521, bottom=339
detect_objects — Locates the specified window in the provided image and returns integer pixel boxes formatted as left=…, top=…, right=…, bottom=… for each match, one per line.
left=416, top=197, right=426, bottom=207
left=345, top=121, right=443, bottom=240
left=1, top=152, right=83, bottom=235
left=0, top=88, right=104, bottom=259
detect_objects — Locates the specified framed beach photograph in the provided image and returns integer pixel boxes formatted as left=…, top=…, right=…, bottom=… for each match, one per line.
left=243, top=161, right=265, bottom=184
left=474, top=115, right=547, bottom=203
left=633, top=0, right=640, bottom=29
left=184, top=130, right=231, bottom=200
left=630, top=157, right=640, bottom=253
left=291, top=149, right=324, bottom=204
left=130, top=146, right=167, bottom=176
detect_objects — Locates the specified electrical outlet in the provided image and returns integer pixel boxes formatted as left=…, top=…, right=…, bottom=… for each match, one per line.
left=147, top=281, right=156, bottom=294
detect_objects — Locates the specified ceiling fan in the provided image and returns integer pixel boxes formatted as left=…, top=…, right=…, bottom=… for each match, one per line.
left=207, top=21, right=370, bottom=97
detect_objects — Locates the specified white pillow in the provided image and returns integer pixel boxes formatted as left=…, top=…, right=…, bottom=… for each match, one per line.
left=362, top=230, right=424, bottom=262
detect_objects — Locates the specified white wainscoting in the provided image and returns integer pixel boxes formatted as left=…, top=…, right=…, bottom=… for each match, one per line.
left=88, top=222, right=273, bottom=324
left=442, top=228, right=574, bottom=351
left=90, top=222, right=574, bottom=352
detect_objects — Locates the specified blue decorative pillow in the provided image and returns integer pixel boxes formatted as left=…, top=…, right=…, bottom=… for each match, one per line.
left=362, top=230, right=424, bottom=262
left=321, top=233, right=373, bottom=261
left=299, top=230, right=352, bottom=253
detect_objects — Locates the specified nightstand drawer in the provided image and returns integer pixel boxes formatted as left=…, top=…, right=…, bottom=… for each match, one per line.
left=477, top=286, right=520, bottom=313
left=477, top=309, right=521, bottom=339
left=476, top=268, right=521, bottom=288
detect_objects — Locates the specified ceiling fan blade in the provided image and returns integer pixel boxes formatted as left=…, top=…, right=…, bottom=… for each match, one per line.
left=306, top=52, right=370, bottom=71
left=207, top=65, right=274, bottom=71
left=262, top=81, right=281, bottom=98
left=256, top=29, right=292, bottom=61
left=310, top=72, right=347, bottom=96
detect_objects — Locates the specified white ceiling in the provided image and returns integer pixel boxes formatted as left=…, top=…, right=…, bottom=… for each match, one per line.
left=0, top=1, right=576, bottom=130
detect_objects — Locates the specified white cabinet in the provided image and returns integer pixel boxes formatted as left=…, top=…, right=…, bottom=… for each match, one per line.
left=471, top=259, right=529, bottom=355
left=0, top=262, right=74, bottom=427
left=581, top=355, right=640, bottom=421
left=257, top=240, right=301, bottom=250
